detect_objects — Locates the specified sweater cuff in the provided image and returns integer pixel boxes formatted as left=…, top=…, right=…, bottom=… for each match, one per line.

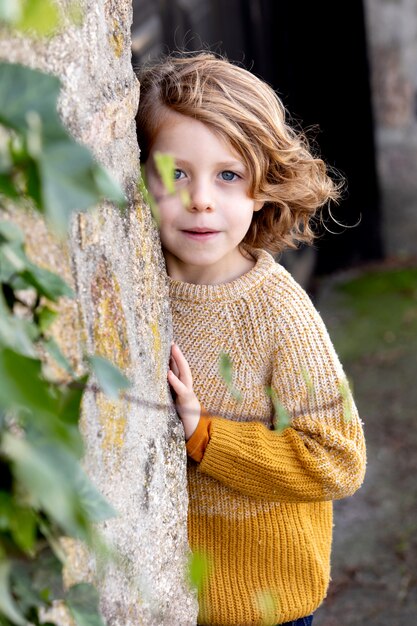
left=186, top=414, right=212, bottom=462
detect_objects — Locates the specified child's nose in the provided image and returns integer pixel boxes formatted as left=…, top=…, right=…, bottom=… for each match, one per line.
left=188, top=180, right=215, bottom=212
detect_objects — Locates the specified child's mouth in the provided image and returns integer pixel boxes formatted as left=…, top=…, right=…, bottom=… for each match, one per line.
left=182, top=230, right=219, bottom=240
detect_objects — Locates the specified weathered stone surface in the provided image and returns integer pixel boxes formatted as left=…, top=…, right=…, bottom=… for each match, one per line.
left=0, top=2, right=197, bottom=624
left=364, top=0, right=417, bottom=258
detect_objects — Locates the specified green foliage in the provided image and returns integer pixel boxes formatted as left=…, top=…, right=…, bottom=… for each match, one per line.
left=0, top=60, right=132, bottom=625
left=187, top=550, right=210, bottom=591
left=153, top=152, right=175, bottom=195
left=255, top=589, right=279, bottom=626
left=88, top=355, right=132, bottom=401
left=218, top=352, right=242, bottom=402
left=0, top=0, right=84, bottom=37
left=0, top=62, right=125, bottom=234
left=338, top=378, right=353, bottom=423
left=66, top=583, right=106, bottom=626
left=265, top=386, right=291, bottom=433
left=139, top=154, right=190, bottom=226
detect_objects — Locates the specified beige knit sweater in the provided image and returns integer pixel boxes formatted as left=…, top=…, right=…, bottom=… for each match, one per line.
left=169, top=248, right=366, bottom=626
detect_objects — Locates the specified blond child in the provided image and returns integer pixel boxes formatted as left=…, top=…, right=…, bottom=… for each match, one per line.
left=136, top=52, right=366, bottom=626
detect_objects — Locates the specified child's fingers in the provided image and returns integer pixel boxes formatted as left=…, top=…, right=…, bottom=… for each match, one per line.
left=169, top=353, right=180, bottom=378
left=171, top=343, right=193, bottom=388
left=168, top=368, right=189, bottom=397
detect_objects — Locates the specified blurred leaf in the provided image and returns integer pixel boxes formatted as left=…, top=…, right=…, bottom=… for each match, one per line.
left=255, top=589, right=279, bottom=626
left=0, top=305, right=39, bottom=356
left=0, top=227, right=73, bottom=301
left=11, top=546, right=64, bottom=608
left=3, top=433, right=115, bottom=535
left=88, top=355, right=131, bottom=400
left=10, top=508, right=37, bottom=555
left=0, top=0, right=21, bottom=23
left=0, top=244, right=24, bottom=282
left=0, top=221, right=25, bottom=244
left=338, top=378, right=353, bottom=423
left=39, top=140, right=125, bottom=234
left=2, top=433, right=88, bottom=539
left=0, top=63, right=63, bottom=139
left=301, top=367, right=315, bottom=398
left=57, top=376, right=87, bottom=424
left=218, top=352, right=242, bottom=402
left=43, top=337, right=74, bottom=376
left=0, top=63, right=126, bottom=233
left=153, top=151, right=175, bottom=195
left=0, top=173, right=19, bottom=200
left=37, top=306, right=58, bottom=333
left=92, top=166, right=126, bottom=209
left=66, top=583, right=107, bottom=626
left=23, top=261, right=73, bottom=302
left=0, top=560, right=25, bottom=625
left=265, top=387, right=291, bottom=433
left=0, top=347, right=57, bottom=414
left=138, top=167, right=160, bottom=225
left=17, top=0, right=61, bottom=37
left=187, top=550, right=209, bottom=591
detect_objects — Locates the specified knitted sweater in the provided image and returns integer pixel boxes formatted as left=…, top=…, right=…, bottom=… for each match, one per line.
left=169, top=248, right=366, bottom=626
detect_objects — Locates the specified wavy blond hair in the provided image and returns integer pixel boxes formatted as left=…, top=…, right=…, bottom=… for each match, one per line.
left=136, top=52, right=341, bottom=253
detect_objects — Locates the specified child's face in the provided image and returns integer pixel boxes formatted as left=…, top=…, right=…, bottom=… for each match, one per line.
left=145, top=110, right=263, bottom=283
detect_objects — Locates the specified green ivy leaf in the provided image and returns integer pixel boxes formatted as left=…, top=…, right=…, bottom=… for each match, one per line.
left=265, top=386, right=291, bottom=434
left=153, top=151, right=175, bottom=195
left=0, top=63, right=63, bottom=138
left=0, top=560, right=25, bottom=626
left=22, top=262, right=73, bottom=301
left=37, top=306, right=58, bottom=333
left=56, top=376, right=88, bottom=425
left=88, top=355, right=131, bottom=400
left=0, top=226, right=73, bottom=301
left=43, top=337, right=75, bottom=376
left=0, top=63, right=126, bottom=233
left=0, top=347, right=57, bottom=414
left=66, top=583, right=107, bottom=626
left=0, top=300, right=39, bottom=356
left=92, top=165, right=126, bottom=210
left=11, top=547, right=64, bottom=611
left=218, top=352, right=242, bottom=402
left=0, top=221, right=25, bottom=244
left=17, top=0, right=61, bottom=37
left=139, top=167, right=160, bottom=225
left=2, top=433, right=88, bottom=540
left=187, top=550, right=209, bottom=591
left=9, top=505, right=37, bottom=555
left=0, top=0, right=21, bottom=23
left=338, top=378, right=353, bottom=423
left=0, top=173, right=19, bottom=199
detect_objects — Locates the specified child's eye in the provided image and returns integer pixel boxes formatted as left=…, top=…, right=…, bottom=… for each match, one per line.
left=173, top=169, right=185, bottom=180
left=220, top=170, right=239, bottom=182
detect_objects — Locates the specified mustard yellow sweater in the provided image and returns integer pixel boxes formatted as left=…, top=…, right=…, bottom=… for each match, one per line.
left=169, top=248, right=366, bottom=626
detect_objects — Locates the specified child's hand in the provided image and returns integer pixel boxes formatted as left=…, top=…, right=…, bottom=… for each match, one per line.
left=168, top=343, right=201, bottom=440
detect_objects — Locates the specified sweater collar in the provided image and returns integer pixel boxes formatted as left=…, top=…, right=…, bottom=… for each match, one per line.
left=168, top=248, right=277, bottom=303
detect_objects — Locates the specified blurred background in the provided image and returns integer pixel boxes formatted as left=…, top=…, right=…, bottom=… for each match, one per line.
left=131, top=0, right=417, bottom=282
left=131, top=2, right=417, bottom=624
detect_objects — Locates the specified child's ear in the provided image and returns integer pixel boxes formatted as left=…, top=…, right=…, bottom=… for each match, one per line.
left=253, top=201, right=264, bottom=212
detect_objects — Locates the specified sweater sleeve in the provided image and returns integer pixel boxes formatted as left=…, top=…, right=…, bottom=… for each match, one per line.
left=193, top=282, right=366, bottom=503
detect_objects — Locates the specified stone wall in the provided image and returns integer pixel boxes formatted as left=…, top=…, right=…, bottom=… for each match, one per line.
left=364, top=0, right=417, bottom=258
left=0, top=1, right=197, bottom=624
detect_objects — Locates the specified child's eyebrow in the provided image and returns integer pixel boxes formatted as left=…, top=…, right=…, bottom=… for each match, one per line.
left=174, top=158, right=247, bottom=172
left=216, top=161, right=247, bottom=171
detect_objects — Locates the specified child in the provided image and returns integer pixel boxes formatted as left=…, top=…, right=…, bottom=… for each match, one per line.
left=136, top=52, right=366, bottom=626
